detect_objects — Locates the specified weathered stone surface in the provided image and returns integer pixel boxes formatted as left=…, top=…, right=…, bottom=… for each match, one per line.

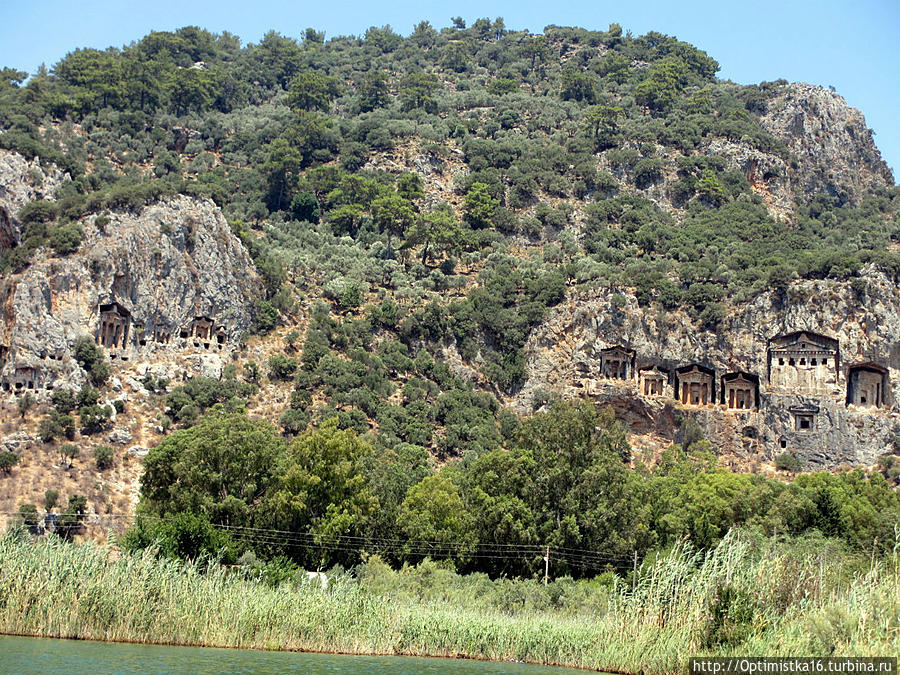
left=0, top=150, right=69, bottom=250
left=0, top=192, right=262, bottom=397
left=126, top=445, right=149, bottom=458
left=109, top=427, right=133, bottom=445
left=0, top=432, right=38, bottom=452
left=517, top=265, right=900, bottom=467
left=759, top=83, right=894, bottom=204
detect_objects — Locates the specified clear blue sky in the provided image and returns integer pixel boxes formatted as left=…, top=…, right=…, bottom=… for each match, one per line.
left=1, top=0, right=897, bottom=180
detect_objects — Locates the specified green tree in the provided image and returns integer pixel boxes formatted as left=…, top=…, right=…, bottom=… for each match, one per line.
left=139, top=411, right=284, bottom=525
left=18, top=503, right=40, bottom=531
left=73, top=336, right=110, bottom=386
left=286, top=70, right=341, bottom=112
left=122, top=511, right=237, bottom=561
left=634, top=57, right=689, bottom=113
left=93, top=444, right=114, bottom=471
left=560, top=68, right=596, bottom=103
left=357, top=69, right=389, bottom=112
left=57, top=495, right=88, bottom=539
left=399, top=474, right=474, bottom=555
left=396, top=173, right=424, bottom=202
left=584, top=105, right=623, bottom=150
left=51, top=389, right=77, bottom=413
left=247, top=31, right=303, bottom=90
left=269, top=418, right=377, bottom=564
left=399, top=72, right=441, bottom=113
left=404, top=204, right=464, bottom=265
left=463, top=182, right=499, bottom=229
left=268, top=353, right=298, bottom=380
left=263, top=137, right=303, bottom=212
left=0, top=451, right=19, bottom=474
left=463, top=447, right=539, bottom=574
left=44, top=489, right=59, bottom=511
left=360, top=442, right=431, bottom=544
left=371, top=193, right=416, bottom=252
left=166, top=67, right=219, bottom=115
left=54, top=48, right=124, bottom=112
left=289, top=192, right=320, bottom=223
left=59, top=443, right=79, bottom=469
left=80, top=404, right=112, bottom=434
left=77, top=384, right=100, bottom=407
left=17, top=392, right=35, bottom=420
left=520, top=36, right=548, bottom=74
left=49, top=224, right=83, bottom=254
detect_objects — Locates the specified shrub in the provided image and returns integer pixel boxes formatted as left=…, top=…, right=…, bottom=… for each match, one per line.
left=77, top=384, right=100, bottom=407
left=0, top=451, right=19, bottom=474
left=44, top=489, right=59, bottom=511
left=39, top=412, right=75, bottom=443
left=51, top=389, right=77, bottom=413
left=253, top=300, right=278, bottom=333
left=775, top=453, right=802, bottom=472
left=268, top=354, right=298, bottom=381
left=93, top=445, right=115, bottom=471
left=80, top=405, right=113, bottom=434
left=280, top=407, right=311, bottom=435
left=73, top=337, right=110, bottom=386
left=49, top=224, right=83, bottom=255
left=17, top=503, right=39, bottom=530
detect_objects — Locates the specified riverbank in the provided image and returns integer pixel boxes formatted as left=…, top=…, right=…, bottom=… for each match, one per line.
left=0, top=532, right=896, bottom=674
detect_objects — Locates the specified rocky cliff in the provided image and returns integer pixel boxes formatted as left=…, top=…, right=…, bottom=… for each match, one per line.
left=0, top=150, right=69, bottom=250
left=594, top=82, right=894, bottom=223
left=760, top=83, right=894, bottom=205
left=0, top=182, right=263, bottom=396
left=516, top=266, right=900, bottom=468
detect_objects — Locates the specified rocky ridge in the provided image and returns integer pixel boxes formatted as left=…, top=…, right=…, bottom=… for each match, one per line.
left=760, top=83, right=894, bottom=205
left=0, top=188, right=263, bottom=396
left=515, top=266, right=900, bottom=467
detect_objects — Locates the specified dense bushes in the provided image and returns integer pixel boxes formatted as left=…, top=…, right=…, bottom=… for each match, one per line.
left=127, top=401, right=900, bottom=577
left=1, top=18, right=895, bottom=337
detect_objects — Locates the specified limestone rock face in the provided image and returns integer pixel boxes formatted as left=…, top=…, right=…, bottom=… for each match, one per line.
left=518, top=266, right=900, bottom=468
left=759, top=83, right=894, bottom=204
left=0, top=150, right=69, bottom=249
left=0, top=194, right=262, bottom=395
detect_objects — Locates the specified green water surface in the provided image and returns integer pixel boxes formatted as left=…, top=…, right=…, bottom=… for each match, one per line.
left=0, top=635, right=591, bottom=674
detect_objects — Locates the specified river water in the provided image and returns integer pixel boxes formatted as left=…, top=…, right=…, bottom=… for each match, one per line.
left=0, top=635, right=589, bottom=674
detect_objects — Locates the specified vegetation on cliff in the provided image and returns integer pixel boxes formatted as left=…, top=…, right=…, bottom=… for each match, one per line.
left=2, top=19, right=900, bottom=666
left=116, top=401, right=900, bottom=575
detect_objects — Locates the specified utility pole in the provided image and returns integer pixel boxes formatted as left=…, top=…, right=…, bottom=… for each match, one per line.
left=544, top=546, right=550, bottom=585
left=632, top=550, right=638, bottom=587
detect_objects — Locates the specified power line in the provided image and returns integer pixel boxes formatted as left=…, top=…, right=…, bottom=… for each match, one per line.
left=1, top=510, right=639, bottom=570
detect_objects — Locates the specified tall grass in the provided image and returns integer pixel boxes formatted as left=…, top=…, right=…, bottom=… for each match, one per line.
left=0, top=531, right=896, bottom=674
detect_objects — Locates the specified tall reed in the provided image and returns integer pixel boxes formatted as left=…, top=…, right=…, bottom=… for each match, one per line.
left=0, top=531, right=896, bottom=674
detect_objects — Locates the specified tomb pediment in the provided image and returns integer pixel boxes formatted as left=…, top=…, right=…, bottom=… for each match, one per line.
left=600, top=345, right=635, bottom=358
left=847, top=361, right=887, bottom=375
left=99, top=301, right=131, bottom=318
left=769, top=331, right=838, bottom=353
left=721, top=372, right=759, bottom=409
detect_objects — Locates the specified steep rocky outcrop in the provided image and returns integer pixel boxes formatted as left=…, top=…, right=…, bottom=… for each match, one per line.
left=0, top=150, right=69, bottom=250
left=0, top=194, right=262, bottom=395
left=517, top=266, right=900, bottom=468
left=760, top=83, right=894, bottom=204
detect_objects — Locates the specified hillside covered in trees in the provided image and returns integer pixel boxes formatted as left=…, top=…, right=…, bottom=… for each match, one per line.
left=1, top=19, right=899, bottom=579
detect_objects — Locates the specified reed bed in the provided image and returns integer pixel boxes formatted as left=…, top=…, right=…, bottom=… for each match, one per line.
left=0, top=531, right=896, bottom=674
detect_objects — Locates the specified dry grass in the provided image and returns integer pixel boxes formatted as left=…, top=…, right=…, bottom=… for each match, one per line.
left=1, top=531, right=896, bottom=674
